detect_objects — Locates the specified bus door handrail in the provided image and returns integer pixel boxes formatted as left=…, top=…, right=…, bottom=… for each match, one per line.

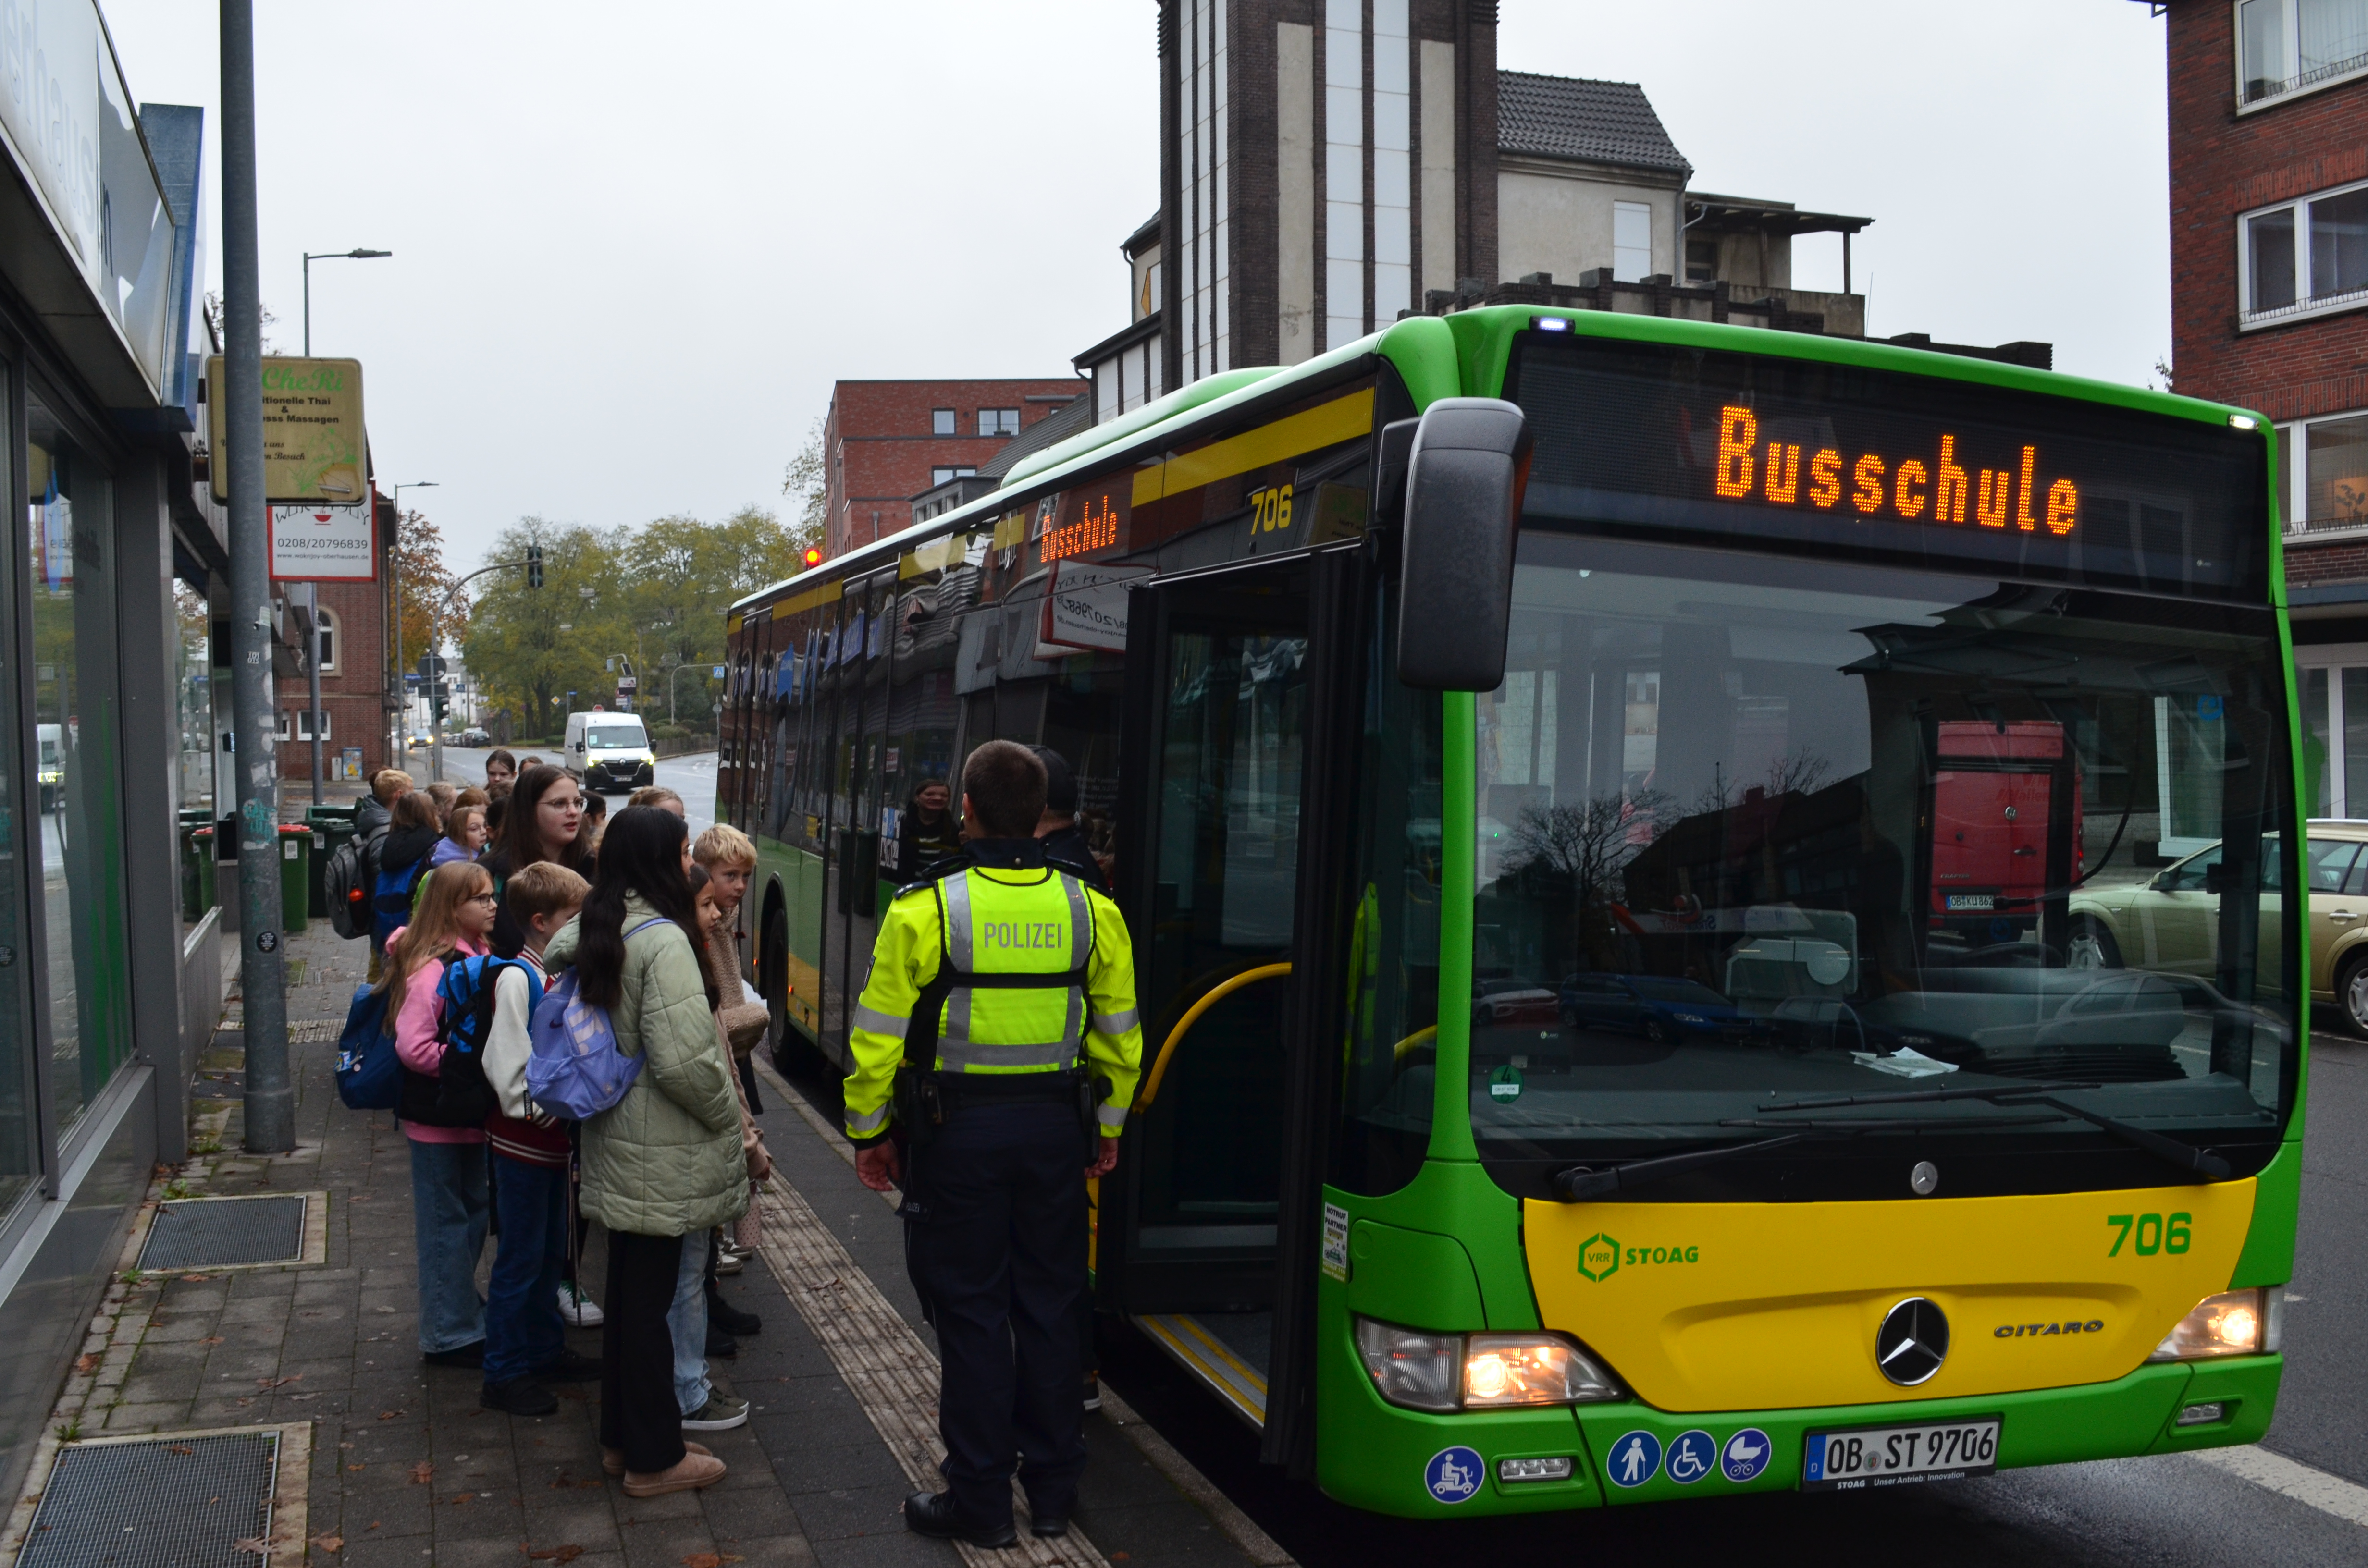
left=1136, top=963, right=1293, bottom=1110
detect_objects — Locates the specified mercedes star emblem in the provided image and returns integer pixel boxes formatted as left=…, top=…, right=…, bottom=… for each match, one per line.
left=1876, top=1297, right=1949, bottom=1386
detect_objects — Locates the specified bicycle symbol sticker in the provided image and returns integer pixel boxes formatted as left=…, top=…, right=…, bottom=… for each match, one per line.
left=1606, top=1430, right=1662, bottom=1488
left=1666, top=1429, right=1716, bottom=1485
left=1424, top=1446, right=1484, bottom=1505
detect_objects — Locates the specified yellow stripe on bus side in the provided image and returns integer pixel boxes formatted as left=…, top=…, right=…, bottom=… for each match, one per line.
left=727, top=613, right=742, bottom=635
left=773, top=577, right=843, bottom=620
left=1130, top=388, right=1376, bottom=508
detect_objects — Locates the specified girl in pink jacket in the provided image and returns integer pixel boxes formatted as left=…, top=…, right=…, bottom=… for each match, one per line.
left=381, top=861, right=499, bottom=1366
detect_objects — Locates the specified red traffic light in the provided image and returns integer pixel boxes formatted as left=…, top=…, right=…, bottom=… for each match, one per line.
left=802, top=546, right=823, bottom=569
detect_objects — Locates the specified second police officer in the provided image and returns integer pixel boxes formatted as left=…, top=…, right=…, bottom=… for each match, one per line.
left=845, top=740, right=1144, bottom=1548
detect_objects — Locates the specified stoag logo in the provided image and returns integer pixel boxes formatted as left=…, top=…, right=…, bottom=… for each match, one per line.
left=1577, top=1232, right=1621, bottom=1282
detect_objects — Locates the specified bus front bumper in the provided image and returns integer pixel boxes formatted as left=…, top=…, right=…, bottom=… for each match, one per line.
left=1316, top=1354, right=2281, bottom=1516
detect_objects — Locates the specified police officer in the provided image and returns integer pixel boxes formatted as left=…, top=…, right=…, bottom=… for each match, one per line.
left=846, top=739, right=1143, bottom=1548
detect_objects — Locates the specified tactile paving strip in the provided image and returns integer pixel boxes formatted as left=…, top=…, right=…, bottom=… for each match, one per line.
left=137, top=1195, right=307, bottom=1272
left=17, top=1430, right=278, bottom=1568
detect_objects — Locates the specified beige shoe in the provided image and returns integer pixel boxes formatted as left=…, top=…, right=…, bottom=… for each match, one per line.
left=604, top=1440, right=710, bottom=1478
left=623, top=1451, right=727, bottom=1496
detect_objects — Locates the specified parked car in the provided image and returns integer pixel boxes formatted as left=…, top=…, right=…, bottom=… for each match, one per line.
left=2068, top=821, right=2368, bottom=1033
left=1558, top=973, right=1760, bottom=1045
left=1472, top=974, right=1561, bottom=1028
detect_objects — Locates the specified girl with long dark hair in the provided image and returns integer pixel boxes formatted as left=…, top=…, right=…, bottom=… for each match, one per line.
left=541, top=807, right=747, bottom=1496
left=481, top=763, right=592, bottom=959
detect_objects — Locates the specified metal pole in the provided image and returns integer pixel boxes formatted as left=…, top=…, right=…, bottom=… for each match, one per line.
left=223, top=0, right=292, bottom=1154
left=301, top=253, right=310, bottom=357
left=391, top=532, right=404, bottom=761
left=306, top=581, right=322, bottom=805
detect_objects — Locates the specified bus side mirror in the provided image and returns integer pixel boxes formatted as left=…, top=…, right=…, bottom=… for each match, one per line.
left=1395, top=399, right=1532, bottom=691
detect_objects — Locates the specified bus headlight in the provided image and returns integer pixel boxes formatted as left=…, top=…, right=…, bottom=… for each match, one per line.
left=1462, top=1333, right=1622, bottom=1407
left=1354, top=1318, right=1622, bottom=1412
left=2149, top=1288, right=2279, bottom=1360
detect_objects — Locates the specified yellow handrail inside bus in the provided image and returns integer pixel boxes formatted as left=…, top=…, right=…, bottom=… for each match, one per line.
left=1137, top=963, right=1293, bottom=1110
left=1392, top=1024, right=1438, bottom=1062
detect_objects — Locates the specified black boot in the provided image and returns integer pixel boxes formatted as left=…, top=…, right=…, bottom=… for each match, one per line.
left=904, top=1491, right=1016, bottom=1548
left=706, top=1286, right=761, bottom=1338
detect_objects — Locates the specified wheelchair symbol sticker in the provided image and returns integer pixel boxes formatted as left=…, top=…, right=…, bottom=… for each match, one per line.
left=1424, top=1446, right=1484, bottom=1505
left=1722, top=1427, right=1773, bottom=1482
left=1607, top=1429, right=1662, bottom=1488
left=1666, top=1429, right=1716, bottom=1485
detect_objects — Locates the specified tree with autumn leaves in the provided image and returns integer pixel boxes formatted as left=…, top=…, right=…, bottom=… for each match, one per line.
left=459, top=505, right=812, bottom=743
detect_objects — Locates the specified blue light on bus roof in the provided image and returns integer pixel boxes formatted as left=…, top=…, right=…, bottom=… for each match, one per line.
left=1536, top=316, right=1571, bottom=331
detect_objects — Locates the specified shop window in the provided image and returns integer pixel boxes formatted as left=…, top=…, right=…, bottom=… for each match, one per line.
left=28, top=388, right=130, bottom=1140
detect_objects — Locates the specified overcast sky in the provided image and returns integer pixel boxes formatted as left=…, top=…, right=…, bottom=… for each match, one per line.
left=101, top=1, right=2170, bottom=578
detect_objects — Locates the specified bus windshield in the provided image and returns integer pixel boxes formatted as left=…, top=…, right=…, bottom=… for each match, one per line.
left=1467, top=532, right=2298, bottom=1201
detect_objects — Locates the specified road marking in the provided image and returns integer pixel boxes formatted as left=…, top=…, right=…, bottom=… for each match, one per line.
left=2193, top=1444, right=2368, bottom=1527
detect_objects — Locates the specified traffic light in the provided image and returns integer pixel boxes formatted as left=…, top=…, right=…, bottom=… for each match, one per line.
left=802, top=545, right=823, bottom=570
left=526, top=544, right=543, bottom=588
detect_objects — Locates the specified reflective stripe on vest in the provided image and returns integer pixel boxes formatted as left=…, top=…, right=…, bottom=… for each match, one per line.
left=933, top=866, right=1094, bottom=1074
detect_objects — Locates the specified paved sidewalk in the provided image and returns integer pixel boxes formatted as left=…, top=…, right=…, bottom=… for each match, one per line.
left=12, top=917, right=1276, bottom=1568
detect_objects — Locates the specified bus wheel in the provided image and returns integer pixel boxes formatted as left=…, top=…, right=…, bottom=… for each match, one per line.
left=2341, top=954, right=2368, bottom=1039
left=2067, top=918, right=2121, bottom=971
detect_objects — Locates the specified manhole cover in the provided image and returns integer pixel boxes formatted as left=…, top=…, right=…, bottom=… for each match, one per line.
left=138, top=1197, right=306, bottom=1272
left=19, top=1430, right=279, bottom=1568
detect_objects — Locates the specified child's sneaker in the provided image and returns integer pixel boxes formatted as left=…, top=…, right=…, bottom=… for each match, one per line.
left=558, top=1282, right=605, bottom=1328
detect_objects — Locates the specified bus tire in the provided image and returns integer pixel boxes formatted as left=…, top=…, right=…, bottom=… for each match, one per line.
left=2339, top=953, right=2368, bottom=1039
left=2067, top=918, right=2122, bottom=971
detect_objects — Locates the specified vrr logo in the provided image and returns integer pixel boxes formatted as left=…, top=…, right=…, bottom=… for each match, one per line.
left=1577, top=1232, right=1621, bottom=1282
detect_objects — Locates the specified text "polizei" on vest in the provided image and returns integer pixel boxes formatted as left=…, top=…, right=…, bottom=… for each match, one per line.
left=981, top=920, right=1070, bottom=951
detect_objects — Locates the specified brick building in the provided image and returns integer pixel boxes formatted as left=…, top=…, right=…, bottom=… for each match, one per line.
left=2159, top=0, right=2368, bottom=814
left=822, top=381, right=1086, bottom=557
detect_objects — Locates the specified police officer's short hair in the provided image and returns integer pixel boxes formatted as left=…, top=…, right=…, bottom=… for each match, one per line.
left=962, top=740, right=1048, bottom=838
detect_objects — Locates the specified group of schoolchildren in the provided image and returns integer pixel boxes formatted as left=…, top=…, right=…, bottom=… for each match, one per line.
left=345, top=757, right=772, bottom=1496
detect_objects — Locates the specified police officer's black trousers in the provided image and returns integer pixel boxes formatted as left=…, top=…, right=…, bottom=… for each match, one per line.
left=905, top=1101, right=1088, bottom=1528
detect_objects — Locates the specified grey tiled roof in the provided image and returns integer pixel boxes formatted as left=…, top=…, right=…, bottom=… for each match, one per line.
left=1497, top=70, right=1691, bottom=177
left=980, top=394, right=1092, bottom=479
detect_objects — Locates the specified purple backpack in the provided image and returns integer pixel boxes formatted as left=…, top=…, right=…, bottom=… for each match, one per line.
left=525, top=918, right=668, bottom=1120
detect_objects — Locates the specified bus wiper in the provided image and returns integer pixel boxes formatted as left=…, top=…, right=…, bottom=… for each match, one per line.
left=1756, top=1082, right=2230, bottom=1181
left=1552, top=1133, right=1808, bottom=1201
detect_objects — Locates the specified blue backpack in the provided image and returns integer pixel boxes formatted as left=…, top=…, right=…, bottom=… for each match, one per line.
left=527, top=919, right=669, bottom=1121
left=398, top=955, right=543, bottom=1127
left=333, top=982, right=401, bottom=1111
left=372, top=858, right=429, bottom=947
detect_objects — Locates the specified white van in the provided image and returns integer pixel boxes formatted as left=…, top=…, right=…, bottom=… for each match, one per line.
left=565, top=710, right=655, bottom=794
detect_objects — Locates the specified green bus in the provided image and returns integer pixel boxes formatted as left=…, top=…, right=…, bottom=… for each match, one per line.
left=719, top=306, right=2300, bottom=1515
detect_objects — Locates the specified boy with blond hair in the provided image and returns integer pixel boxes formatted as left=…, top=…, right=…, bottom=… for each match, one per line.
left=479, top=860, right=598, bottom=1414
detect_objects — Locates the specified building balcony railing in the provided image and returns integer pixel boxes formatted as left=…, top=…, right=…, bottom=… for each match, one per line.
left=2242, top=281, right=2368, bottom=331
left=2244, top=48, right=2368, bottom=110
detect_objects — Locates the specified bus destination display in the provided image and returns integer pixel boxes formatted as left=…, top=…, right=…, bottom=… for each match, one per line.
left=1511, top=333, right=2270, bottom=602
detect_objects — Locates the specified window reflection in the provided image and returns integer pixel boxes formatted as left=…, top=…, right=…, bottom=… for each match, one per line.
left=1469, top=537, right=2296, bottom=1199
left=29, top=393, right=128, bottom=1133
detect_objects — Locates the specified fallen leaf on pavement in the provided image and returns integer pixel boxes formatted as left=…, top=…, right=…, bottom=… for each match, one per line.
left=523, top=1547, right=585, bottom=1564
left=367, top=1521, right=381, bottom=1531
left=683, top=1556, right=723, bottom=1568
left=311, top=1534, right=344, bottom=1554
left=449, top=1493, right=474, bottom=1505
left=409, top=1462, right=433, bottom=1485
left=231, top=1539, right=269, bottom=1556
left=167, top=1446, right=192, bottom=1456
left=256, top=1375, right=300, bottom=1389
left=181, top=1274, right=211, bottom=1283
left=201, top=1336, right=224, bottom=1345
left=377, top=1409, right=402, bottom=1421
left=73, top=1354, right=98, bottom=1374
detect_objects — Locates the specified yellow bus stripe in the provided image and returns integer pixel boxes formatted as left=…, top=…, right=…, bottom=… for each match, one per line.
left=1130, top=389, right=1375, bottom=508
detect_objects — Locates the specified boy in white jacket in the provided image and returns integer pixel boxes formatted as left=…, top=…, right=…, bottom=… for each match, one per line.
left=480, top=862, right=591, bottom=1416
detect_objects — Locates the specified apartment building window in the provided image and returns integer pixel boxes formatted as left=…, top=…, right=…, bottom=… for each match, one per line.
left=2237, top=0, right=2368, bottom=107
left=931, top=408, right=956, bottom=436
left=930, top=466, right=975, bottom=486
left=1685, top=237, right=1717, bottom=283
left=2241, top=177, right=2368, bottom=325
left=977, top=408, right=1020, bottom=437
left=1613, top=201, right=1653, bottom=282
left=2280, top=410, right=2368, bottom=530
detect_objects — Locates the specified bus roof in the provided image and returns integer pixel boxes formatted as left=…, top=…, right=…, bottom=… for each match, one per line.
left=730, top=308, right=2272, bottom=620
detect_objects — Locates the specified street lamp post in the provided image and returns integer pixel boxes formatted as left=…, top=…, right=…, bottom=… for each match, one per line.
left=666, top=661, right=706, bottom=723
left=386, top=480, right=436, bottom=766
left=302, top=248, right=392, bottom=356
